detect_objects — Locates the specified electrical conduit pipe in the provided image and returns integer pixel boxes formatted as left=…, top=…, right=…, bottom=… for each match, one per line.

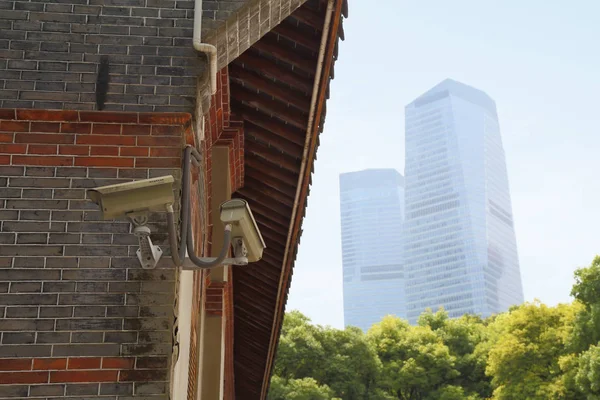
left=193, top=0, right=217, bottom=95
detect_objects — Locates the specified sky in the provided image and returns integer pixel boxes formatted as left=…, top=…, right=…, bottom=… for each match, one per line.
left=286, top=0, right=600, bottom=329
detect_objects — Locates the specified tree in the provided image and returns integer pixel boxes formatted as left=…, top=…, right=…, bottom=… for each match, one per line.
left=570, top=256, right=600, bottom=353
left=269, top=376, right=339, bottom=400
left=272, top=311, right=382, bottom=400
left=485, top=301, right=579, bottom=399
left=368, top=315, right=459, bottom=399
left=419, top=309, right=492, bottom=398
left=574, top=344, right=600, bottom=399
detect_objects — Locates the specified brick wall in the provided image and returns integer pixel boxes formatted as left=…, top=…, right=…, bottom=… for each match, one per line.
left=0, top=0, right=207, bottom=113
left=0, top=109, right=192, bottom=398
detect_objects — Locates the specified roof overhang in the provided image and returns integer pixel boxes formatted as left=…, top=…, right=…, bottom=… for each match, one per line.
left=227, top=0, right=347, bottom=398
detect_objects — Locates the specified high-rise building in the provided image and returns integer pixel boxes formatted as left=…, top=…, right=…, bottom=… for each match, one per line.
left=404, top=79, right=524, bottom=324
left=340, top=169, right=406, bottom=331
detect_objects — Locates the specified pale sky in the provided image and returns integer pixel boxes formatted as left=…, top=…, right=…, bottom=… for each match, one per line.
left=286, top=0, right=600, bottom=329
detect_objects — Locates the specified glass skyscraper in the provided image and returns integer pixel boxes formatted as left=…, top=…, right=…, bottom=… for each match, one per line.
left=404, top=79, right=524, bottom=324
left=339, top=169, right=406, bottom=331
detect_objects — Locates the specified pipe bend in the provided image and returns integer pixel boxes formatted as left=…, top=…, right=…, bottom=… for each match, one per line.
left=193, top=42, right=218, bottom=95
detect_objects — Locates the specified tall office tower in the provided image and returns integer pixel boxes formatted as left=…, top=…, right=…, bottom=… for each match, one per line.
left=404, top=79, right=524, bottom=324
left=339, top=169, right=406, bottom=331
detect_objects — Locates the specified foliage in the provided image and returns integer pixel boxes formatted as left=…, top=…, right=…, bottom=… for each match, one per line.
left=268, top=255, right=600, bottom=400
left=269, top=376, right=339, bottom=400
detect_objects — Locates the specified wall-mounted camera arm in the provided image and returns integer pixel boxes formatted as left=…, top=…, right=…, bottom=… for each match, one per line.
left=166, top=145, right=239, bottom=269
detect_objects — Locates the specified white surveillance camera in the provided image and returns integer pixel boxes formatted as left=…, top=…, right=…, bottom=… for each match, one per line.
left=88, top=175, right=175, bottom=220
left=220, top=199, right=266, bottom=263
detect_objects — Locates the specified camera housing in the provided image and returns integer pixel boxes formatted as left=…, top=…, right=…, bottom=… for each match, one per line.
left=88, top=175, right=175, bottom=220
left=220, top=198, right=266, bottom=263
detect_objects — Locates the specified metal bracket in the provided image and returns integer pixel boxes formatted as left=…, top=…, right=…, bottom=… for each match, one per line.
left=180, top=237, right=249, bottom=269
left=128, top=211, right=163, bottom=269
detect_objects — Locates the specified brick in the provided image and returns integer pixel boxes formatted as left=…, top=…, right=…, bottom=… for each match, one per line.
left=0, top=188, right=21, bottom=198
left=59, top=145, right=90, bottom=156
left=10, top=282, right=43, bottom=293
left=25, top=166, right=56, bottom=177
left=21, top=188, right=52, bottom=199
left=51, top=370, right=118, bottom=383
left=28, top=144, right=59, bottom=154
left=91, top=146, right=119, bottom=156
left=56, top=319, right=121, bottom=332
left=13, top=155, right=74, bottom=166
left=0, top=345, right=52, bottom=358
left=58, top=294, right=124, bottom=305
left=75, top=157, right=135, bottom=167
left=119, top=369, right=167, bottom=382
left=9, top=177, right=69, bottom=187
left=6, top=200, right=68, bottom=210
left=0, top=245, right=63, bottom=256
left=16, top=233, right=48, bottom=244
left=74, top=306, right=107, bottom=318
left=43, top=282, right=76, bottom=293
left=54, top=189, right=86, bottom=199
left=15, top=133, right=75, bottom=144
left=33, top=358, right=67, bottom=370
left=0, top=371, right=49, bottom=384
left=104, top=331, right=137, bottom=343
left=92, top=123, right=122, bottom=134
left=0, top=385, right=28, bottom=397
left=60, top=122, right=92, bottom=134
left=52, top=344, right=120, bottom=357
left=0, top=120, right=29, bottom=133
left=37, top=332, right=71, bottom=344
left=136, top=157, right=179, bottom=168
left=101, top=382, right=134, bottom=395
left=0, top=359, right=32, bottom=372
left=65, top=383, right=100, bottom=395
left=120, top=147, right=149, bottom=157
left=5, top=306, right=38, bottom=318
left=35, top=81, right=67, bottom=92
left=56, top=167, right=87, bottom=177
left=71, top=332, right=104, bottom=343
left=0, top=293, right=58, bottom=305
left=39, top=307, right=73, bottom=318
left=0, top=144, right=27, bottom=154
left=0, top=319, right=54, bottom=331
left=68, top=357, right=101, bottom=370
left=29, top=384, right=66, bottom=396
left=12, top=257, right=45, bottom=268
left=2, top=332, right=36, bottom=345
left=76, top=282, right=108, bottom=292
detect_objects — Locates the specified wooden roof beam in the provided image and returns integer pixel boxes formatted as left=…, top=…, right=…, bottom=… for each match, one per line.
left=272, top=22, right=321, bottom=53
left=246, top=140, right=301, bottom=175
left=229, top=64, right=311, bottom=112
left=231, top=84, right=308, bottom=130
left=253, top=36, right=316, bottom=75
left=245, top=123, right=303, bottom=159
left=234, top=51, right=314, bottom=95
left=289, top=6, right=325, bottom=31
left=233, top=103, right=306, bottom=146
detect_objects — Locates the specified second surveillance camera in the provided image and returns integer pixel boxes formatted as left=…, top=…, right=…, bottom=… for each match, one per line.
left=89, top=175, right=175, bottom=220
left=220, top=198, right=266, bottom=263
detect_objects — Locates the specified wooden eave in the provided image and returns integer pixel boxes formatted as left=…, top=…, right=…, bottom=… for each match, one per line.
left=228, top=0, right=347, bottom=398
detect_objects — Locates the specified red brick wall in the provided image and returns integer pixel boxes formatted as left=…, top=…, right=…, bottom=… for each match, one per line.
left=185, top=66, right=242, bottom=400
left=0, top=109, right=190, bottom=170
left=0, top=109, right=191, bottom=397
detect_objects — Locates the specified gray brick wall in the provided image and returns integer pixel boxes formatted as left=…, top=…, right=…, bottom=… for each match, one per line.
left=0, top=0, right=239, bottom=113
left=0, top=165, right=180, bottom=399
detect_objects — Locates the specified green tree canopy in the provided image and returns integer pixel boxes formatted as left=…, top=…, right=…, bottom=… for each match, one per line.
left=269, top=255, right=600, bottom=400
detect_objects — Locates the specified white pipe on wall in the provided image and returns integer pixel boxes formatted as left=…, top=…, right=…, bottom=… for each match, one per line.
left=193, top=0, right=218, bottom=95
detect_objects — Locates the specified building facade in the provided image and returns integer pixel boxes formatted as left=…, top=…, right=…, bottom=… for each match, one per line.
left=403, top=79, right=524, bottom=324
left=0, top=0, right=348, bottom=399
left=340, top=169, right=406, bottom=331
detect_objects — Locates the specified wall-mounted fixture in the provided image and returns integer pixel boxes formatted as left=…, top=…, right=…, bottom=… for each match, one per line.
left=88, top=146, right=266, bottom=269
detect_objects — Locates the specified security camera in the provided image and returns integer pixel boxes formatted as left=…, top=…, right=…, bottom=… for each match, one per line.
left=88, top=175, right=175, bottom=220
left=220, top=199, right=266, bottom=263
left=89, top=175, right=175, bottom=269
